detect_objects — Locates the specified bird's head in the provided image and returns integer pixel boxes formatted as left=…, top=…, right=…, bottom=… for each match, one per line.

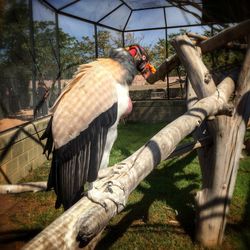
left=125, top=44, right=156, bottom=79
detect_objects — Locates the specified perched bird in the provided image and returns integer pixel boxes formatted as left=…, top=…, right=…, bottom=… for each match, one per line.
left=41, top=45, right=155, bottom=210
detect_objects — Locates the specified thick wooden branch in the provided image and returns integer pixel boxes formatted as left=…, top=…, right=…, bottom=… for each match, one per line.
left=226, top=42, right=248, bottom=50
left=146, top=54, right=179, bottom=84
left=222, top=37, right=250, bottom=213
left=147, top=21, right=250, bottom=85
left=235, top=38, right=250, bottom=108
left=23, top=77, right=234, bottom=250
left=0, top=140, right=210, bottom=195
left=186, top=32, right=208, bottom=42
left=186, top=33, right=250, bottom=247
left=187, top=33, right=247, bottom=50
left=168, top=136, right=212, bottom=158
left=172, top=34, right=217, bottom=99
left=200, top=19, right=250, bottom=53
left=0, top=182, right=47, bottom=194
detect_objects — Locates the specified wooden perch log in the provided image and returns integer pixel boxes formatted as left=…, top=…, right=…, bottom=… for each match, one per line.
left=0, top=140, right=209, bottom=195
left=0, top=182, right=47, bottom=194
left=226, top=42, right=248, bottom=50
left=195, top=53, right=250, bottom=245
left=168, top=136, right=212, bottom=158
left=23, top=77, right=234, bottom=250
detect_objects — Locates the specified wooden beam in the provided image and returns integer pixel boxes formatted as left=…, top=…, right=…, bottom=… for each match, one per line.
left=0, top=139, right=211, bottom=195
left=146, top=54, right=179, bottom=84
left=0, top=182, right=47, bottom=194
left=147, top=20, right=250, bottom=85
left=186, top=32, right=208, bottom=41
left=168, top=136, right=212, bottom=158
left=171, top=34, right=217, bottom=99
left=200, top=19, right=250, bottom=53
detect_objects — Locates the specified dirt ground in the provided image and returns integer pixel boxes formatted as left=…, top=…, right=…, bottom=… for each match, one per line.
left=0, top=194, right=32, bottom=250
left=0, top=191, right=58, bottom=250
left=0, top=119, right=28, bottom=132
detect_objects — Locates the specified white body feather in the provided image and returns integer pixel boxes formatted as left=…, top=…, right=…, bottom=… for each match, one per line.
left=99, top=83, right=130, bottom=169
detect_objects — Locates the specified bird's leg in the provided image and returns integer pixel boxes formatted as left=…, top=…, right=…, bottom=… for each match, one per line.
left=86, top=180, right=127, bottom=212
left=87, top=182, right=108, bottom=209
left=99, top=126, right=117, bottom=169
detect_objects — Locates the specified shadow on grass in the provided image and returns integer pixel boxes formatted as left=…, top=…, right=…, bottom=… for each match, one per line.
left=0, top=228, right=41, bottom=244
left=232, top=178, right=250, bottom=248
left=96, top=151, right=199, bottom=249
left=226, top=157, right=250, bottom=249
left=226, top=195, right=250, bottom=249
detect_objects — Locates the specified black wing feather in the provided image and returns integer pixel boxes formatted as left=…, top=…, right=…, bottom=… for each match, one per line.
left=42, top=103, right=117, bottom=210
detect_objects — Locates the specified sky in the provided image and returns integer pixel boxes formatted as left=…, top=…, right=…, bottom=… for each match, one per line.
left=33, top=0, right=209, bottom=46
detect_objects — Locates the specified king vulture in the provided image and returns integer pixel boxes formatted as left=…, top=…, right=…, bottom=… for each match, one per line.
left=41, top=45, right=155, bottom=210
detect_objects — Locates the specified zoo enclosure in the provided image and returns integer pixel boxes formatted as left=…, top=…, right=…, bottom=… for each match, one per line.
left=1, top=0, right=247, bottom=129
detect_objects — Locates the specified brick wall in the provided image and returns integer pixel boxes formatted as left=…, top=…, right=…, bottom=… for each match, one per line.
left=0, top=116, right=50, bottom=184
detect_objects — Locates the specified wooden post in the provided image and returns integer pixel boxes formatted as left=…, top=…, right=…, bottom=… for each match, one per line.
left=172, top=29, right=250, bottom=246
left=0, top=182, right=47, bottom=194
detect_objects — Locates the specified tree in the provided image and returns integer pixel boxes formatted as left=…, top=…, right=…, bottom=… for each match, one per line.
left=124, top=32, right=144, bottom=46
left=0, top=0, right=31, bottom=110
left=59, top=32, right=95, bottom=79
left=96, top=30, right=111, bottom=57
left=33, top=20, right=58, bottom=81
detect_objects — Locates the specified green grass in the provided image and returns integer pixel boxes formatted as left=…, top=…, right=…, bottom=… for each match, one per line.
left=15, top=122, right=250, bottom=249
left=109, top=122, right=166, bottom=165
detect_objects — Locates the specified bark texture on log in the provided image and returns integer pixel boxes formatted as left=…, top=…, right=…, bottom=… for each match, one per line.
left=171, top=34, right=216, bottom=99
left=186, top=78, right=212, bottom=188
left=23, top=78, right=234, bottom=250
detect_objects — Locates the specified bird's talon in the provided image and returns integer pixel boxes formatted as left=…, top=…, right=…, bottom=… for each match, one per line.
left=107, top=184, right=113, bottom=193
left=87, top=189, right=108, bottom=209
left=107, top=180, right=125, bottom=193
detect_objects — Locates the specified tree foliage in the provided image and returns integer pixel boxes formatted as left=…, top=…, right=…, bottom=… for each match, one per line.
left=0, top=0, right=31, bottom=110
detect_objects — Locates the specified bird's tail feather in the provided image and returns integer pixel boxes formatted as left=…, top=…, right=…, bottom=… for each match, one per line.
left=40, top=117, right=54, bottom=158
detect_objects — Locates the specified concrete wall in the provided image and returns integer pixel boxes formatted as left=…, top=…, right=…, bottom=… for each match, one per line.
left=128, top=100, right=186, bottom=123
left=0, top=116, right=50, bottom=184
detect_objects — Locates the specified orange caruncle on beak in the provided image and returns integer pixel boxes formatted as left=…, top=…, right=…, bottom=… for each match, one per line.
left=147, top=62, right=156, bottom=74
left=140, top=62, right=157, bottom=79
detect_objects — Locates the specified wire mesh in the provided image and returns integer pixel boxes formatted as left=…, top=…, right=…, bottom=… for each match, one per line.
left=62, top=0, right=122, bottom=23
